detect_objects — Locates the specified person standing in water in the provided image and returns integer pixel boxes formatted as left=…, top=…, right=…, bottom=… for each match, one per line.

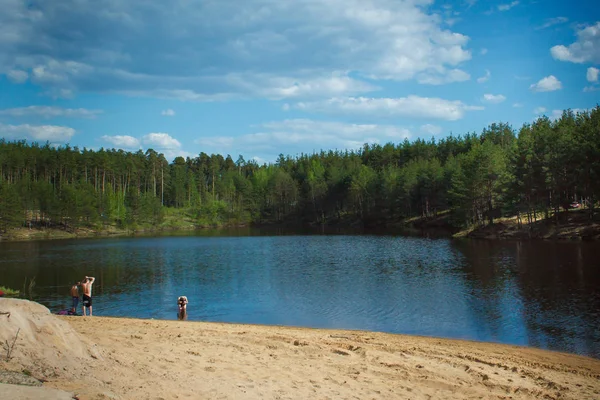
left=177, top=296, right=188, bottom=320
left=70, top=281, right=81, bottom=314
left=81, top=276, right=95, bottom=316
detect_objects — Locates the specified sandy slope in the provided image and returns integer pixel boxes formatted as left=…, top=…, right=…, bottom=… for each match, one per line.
left=0, top=383, right=75, bottom=400
left=1, top=299, right=599, bottom=400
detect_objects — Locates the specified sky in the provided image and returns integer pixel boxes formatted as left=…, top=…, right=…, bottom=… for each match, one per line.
left=0, top=0, right=599, bottom=164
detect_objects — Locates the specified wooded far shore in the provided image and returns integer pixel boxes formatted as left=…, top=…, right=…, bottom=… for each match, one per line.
left=1, top=207, right=599, bottom=242
left=1, top=106, right=599, bottom=241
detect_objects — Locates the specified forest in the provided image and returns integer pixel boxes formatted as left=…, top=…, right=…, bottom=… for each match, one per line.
left=0, top=106, right=599, bottom=233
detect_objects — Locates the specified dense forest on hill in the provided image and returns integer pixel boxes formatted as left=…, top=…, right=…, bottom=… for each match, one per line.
left=0, top=106, right=599, bottom=234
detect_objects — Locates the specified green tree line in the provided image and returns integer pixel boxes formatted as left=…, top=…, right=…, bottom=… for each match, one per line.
left=0, top=106, right=598, bottom=232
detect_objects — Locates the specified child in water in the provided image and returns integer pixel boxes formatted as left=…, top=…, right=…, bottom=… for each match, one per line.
left=177, top=296, right=188, bottom=320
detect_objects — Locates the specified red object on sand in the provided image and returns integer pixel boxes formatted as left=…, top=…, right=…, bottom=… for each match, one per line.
left=0, top=290, right=4, bottom=297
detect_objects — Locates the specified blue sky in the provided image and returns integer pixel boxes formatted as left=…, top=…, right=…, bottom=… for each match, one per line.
left=0, top=0, right=598, bottom=164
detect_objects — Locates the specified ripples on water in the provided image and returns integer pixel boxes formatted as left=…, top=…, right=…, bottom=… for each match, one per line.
left=0, top=232, right=599, bottom=358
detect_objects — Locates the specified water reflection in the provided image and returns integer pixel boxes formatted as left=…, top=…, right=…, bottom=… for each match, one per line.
left=0, top=233, right=598, bottom=358
left=453, top=240, right=600, bottom=357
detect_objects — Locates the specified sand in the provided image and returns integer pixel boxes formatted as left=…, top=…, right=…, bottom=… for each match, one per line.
left=1, top=299, right=599, bottom=400
left=0, top=383, right=76, bottom=400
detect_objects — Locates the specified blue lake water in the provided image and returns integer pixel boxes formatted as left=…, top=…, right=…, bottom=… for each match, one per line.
left=1, top=230, right=599, bottom=358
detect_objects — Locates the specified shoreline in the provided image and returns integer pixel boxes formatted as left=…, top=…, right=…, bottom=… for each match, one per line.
left=1, top=213, right=599, bottom=243
left=1, top=299, right=600, bottom=399
left=457, top=212, right=600, bottom=241
left=62, top=315, right=600, bottom=361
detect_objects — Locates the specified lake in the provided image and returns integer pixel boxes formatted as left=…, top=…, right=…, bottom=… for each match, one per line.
left=1, top=230, right=599, bottom=358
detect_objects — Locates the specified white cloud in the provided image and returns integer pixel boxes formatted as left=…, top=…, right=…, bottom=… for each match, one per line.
left=223, top=73, right=380, bottom=100
left=498, top=1, right=519, bottom=11
left=251, top=156, right=267, bottom=165
left=569, top=108, right=590, bottom=115
left=102, top=133, right=180, bottom=150
left=440, top=5, right=460, bottom=27
left=260, top=119, right=411, bottom=141
left=445, top=18, right=459, bottom=27
left=416, top=69, right=470, bottom=85
left=420, top=124, right=442, bottom=135
left=142, top=133, right=181, bottom=150
left=585, top=67, right=600, bottom=92
left=512, top=103, right=523, bottom=108
left=546, top=108, right=590, bottom=121
left=536, top=17, right=568, bottom=30
left=550, top=22, right=600, bottom=63
left=42, top=88, right=75, bottom=100
left=196, top=136, right=235, bottom=148
left=0, top=0, right=474, bottom=100
left=587, top=67, right=599, bottom=82
left=100, top=133, right=190, bottom=161
left=550, top=110, right=562, bottom=120
left=0, top=106, right=103, bottom=119
left=6, top=70, right=28, bottom=83
left=161, top=109, right=176, bottom=116
left=529, top=75, right=562, bottom=92
left=100, top=135, right=141, bottom=149
left=28, top=60, right=93, bottom=88
left=118, top=89, right=236, bottom=102
left=292, top=96, right=484, bottom=121
left=477, top=69, right=490, bottom=83
left=482, top=94, right=506, bottom=103
left=0, top=123, right=75, bottom=142
left=480, top=48, right=488, bottom=55
left=159, top=149, right=194, bottom=162
left=532, top=108, right=589, bottom=122
left=195, top=119, right=412, bottom=160
left=114, top=74, right=379, bottom=101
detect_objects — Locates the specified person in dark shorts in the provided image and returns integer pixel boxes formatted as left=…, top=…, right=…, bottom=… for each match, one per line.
left=81, top=276, right=95, bottom=316
left=70, top=281, right=80, bottom=314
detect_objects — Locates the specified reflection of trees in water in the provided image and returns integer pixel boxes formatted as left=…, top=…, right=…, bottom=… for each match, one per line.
left=0, top=241, right=56, bottom=291
left=0, top=238, right=192, bottom=312
left=513, top=241, right=600, bottom=357
left=451, top=240, right=522, bottom=343
left=453, top=240, right=600, bottom=357
left=0, top=240, right=95, bottom=302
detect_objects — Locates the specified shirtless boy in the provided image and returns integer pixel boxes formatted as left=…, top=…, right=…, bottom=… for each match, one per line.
left=70, top=281, right=80, bottom=314
left=81, top=276, right=95, bottom=316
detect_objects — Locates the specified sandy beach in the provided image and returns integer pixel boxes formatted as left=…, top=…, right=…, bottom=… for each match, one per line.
left=1, top=299, right=599, bottom=400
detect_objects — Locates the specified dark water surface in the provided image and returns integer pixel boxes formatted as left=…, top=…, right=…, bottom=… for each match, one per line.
left=1, top=230, right=599, bottom=358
